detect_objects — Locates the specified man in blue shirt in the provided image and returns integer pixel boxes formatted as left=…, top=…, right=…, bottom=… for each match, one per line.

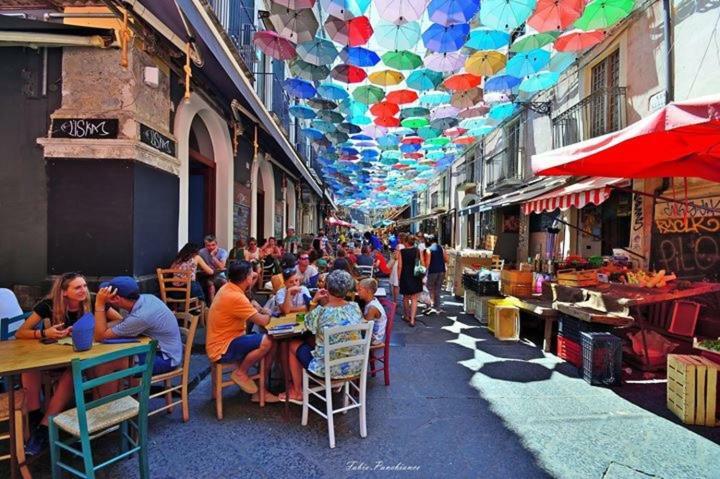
left=198, top=234, right=229, bottom=302
left=94, top=276, right=183, bottom=374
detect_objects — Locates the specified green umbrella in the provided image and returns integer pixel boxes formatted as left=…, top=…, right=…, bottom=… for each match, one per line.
left=574, top=0, right=634, bottom=30
left=401, top=116, right=429, bottom=128
left=425, top=136, right=451, bottom=146
left=381, top=50, right=423, bottom=70
left=509, top=31, right=559, bottom=52
left=311, top=119, right=337, bottom=133
left=417, top=126, right=441, bottom=139
left=352, top=85, right=385, bottom=104
left=400, top=106, right=430, bottom=119
left=289, top=58, right=330, bottom=81
left=326, top=131, right=350, bottom=143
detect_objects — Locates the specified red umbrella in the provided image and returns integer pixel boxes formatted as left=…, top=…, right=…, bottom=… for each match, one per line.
left=375, top=116, right=401, bottom=127
left=253, top=30, right=297, bottom=60
left=370, top=101, right=400, bottom=117
left=555, top=29, right=606, bottom=52
left=444, top=127, right=467, bottom=138
left=532, top=94, right=720, bottom=182
left=330, top=64, right=367, bottom=83
left=527, top=0, right=584, bottom=32
left=404, top=152, right=423, bottom=159
left=324, top=16, right=373, bottom=47
left=443, top=73, right=482, bottom=92
left=454, top=135, right=477, bottom=145
left=401, top=136, right=423, bottom=144
left=386, top=89, right=419, bottom=104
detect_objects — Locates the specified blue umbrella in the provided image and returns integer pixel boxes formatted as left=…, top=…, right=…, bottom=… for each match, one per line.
left=484, top=74, right=521, bottom=92
left=428, top=0, right=480, bottom=25
left=340, top=46, right=381, bottom=67
left=519, top=71, right=560, bottom=93
left=301, top=127, right=325, bottom=141
left=338, top=99, right=368, bottom=116
left=488, top=102, right=517, bottom=121
left=284, top=78, right=317, bottom=99
left=296, top=38, right=339, bottom=67
left=401, top=143, right=422, bottom=153
left=422, top=23, right=470, bottom=53
left=506, top=49, right=551, bottom=77
left=549, top=52, right=577, bottom=73
left=289, top=104, right=316, bottom=119
left=351, top=134, right=373, bottom=140
left=465, top=27, right=511, bottom=50
left=406, top=69, right=444, bottom=91
left=338, top=122, right=362, bottom=134
left=480, top=0, right=537, bottom=30
left=419, top=91, right=452, bottom=104
left=312, top=119, right=337, bottom=133
left=348, top=115, right=372, bottom=125
left=377, top=134, right=399, bottom=148
left=317, top=83, right=349, bottom=100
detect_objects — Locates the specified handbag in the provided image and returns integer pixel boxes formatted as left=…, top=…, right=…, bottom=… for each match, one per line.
left=413, top=250, right=426, bottom=277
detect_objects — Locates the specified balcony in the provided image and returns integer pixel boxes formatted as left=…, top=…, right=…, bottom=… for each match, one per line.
left=552, top=87, right=627, bottom=148
left=456, top=161, right=477, bottom=192
left=485, top=147, right=523, bottom=192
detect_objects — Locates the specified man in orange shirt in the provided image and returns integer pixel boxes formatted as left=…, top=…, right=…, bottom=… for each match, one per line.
left=207, top=261, right=275, bottom=398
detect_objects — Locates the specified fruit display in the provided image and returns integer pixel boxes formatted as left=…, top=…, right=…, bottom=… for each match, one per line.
left=622, top=269, right=677, bottom=288
left=697, top=339, right=720, bottom=352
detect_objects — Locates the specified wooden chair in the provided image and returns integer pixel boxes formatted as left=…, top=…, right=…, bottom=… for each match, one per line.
left=490, top=255, right=505, bottom=272
left=0, top=389, right=29, bottom=479
left=369, top=299, right=396, bottom=386
left=156, top=268, right=205, bottom=326
left=48, top=341, right=157, bottom=479
left=484, top=234, right=497, bottom=252
left=211, top=359, right=267, bottom=420
left=301, top=322, right=373, bottom=448
left=148, top=313, right=199, bottom=422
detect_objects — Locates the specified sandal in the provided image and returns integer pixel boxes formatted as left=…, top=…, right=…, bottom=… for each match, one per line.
left=277, top=392, right=303, bottom=405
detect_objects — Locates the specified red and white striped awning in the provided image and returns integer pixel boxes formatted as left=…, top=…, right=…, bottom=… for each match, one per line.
left=522, top=177, right=628, bottom=215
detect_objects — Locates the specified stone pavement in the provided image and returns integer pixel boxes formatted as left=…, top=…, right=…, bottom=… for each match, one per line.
left=13, top=293, right=720, bottom=478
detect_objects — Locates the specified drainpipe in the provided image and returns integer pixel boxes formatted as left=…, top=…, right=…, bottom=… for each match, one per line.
left=662, top=0, right=674, bottom=103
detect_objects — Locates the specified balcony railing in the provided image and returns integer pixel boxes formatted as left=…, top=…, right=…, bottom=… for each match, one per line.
left=485, top=147, right=523, bottom=191
left=552, top=87, right=627, bottom=148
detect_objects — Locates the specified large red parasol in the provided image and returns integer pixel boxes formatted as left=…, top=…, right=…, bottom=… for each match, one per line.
left=532, top=95, right=720, bottom=182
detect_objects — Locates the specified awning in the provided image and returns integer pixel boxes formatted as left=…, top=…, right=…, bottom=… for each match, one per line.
left=0, top=15, right=114, bottom=48
left=458, top=177, right=568, bottom=216
left=532, top=94, right=720, bottom=182
left=522, top=177, right=628, bottom=215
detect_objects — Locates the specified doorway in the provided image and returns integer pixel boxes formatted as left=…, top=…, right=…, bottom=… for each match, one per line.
left=188, top=117, right=215, bottom=245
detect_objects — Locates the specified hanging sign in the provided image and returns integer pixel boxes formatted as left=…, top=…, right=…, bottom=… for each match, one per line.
left=140, top=123, right=176, bottom=157
left=51, top=118, right=119, bottom=139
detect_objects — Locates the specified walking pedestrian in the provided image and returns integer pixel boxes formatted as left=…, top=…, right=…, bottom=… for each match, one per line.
left=388, top=234, right=405, bottom=304
left=423, top=235, right=448, bottom=315
left=397, top=234, right=423, bottom=327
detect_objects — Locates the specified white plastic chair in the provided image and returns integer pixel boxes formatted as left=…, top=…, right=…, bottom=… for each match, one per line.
left=301, top=321, right=373, bottom=449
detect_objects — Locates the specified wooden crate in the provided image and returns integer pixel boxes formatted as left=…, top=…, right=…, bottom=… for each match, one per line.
left=494, top=306, right=520, bottom=341
left=557, top=269, right=600, bottom=287
left=667, top=354, right=719, bottom=427
left=487, top=298, right=517, bottom=333
left=501, top=270, right=534, bottom=283
left=500, top=269, right=534, bottom=298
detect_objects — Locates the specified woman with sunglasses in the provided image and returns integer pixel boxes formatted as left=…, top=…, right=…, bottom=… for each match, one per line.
left=15, top=272, right=125, bottom=455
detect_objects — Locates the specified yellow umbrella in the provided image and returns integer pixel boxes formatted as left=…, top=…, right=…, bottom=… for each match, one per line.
left=368, top=69, right=405, bottom=86
left=465, top=51, right=506, bottom=76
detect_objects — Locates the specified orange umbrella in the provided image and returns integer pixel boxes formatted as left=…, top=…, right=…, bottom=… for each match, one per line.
left=370, top=101, right=400, bottom=116
left=443, top=73, right=482, bottom=92
left=368, top=69, right=405, bottom=86
left=386, top=89, right=419, bottom=104
left=465, top=51, right=506, bottom=76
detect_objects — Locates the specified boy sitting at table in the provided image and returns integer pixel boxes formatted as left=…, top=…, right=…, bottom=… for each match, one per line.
left=356, top=278, right=388, bottom=346
left=275, top=268, right=311, bottom=315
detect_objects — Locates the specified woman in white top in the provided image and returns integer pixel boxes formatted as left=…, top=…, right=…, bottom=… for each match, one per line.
left=387, top=235, right=405, bottom=304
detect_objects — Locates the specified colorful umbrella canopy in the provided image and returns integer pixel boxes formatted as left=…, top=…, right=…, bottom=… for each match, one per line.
left=527, top=0, right=584, bottom=32
left=428, top=0, right=481, bottom=26
left=574, top=0, right=634, bottom=30
left=480, top=0, right=537, bottom=30
left=253, top=31, right=297, bottom=61
left=353, top=85, right=386, bottom=104
left=289, top=58, right=330, bottom=80
left=518, top=71, right=560, bottom=92
left=451, top=88, right=483, bottom=108
left=320, top=0, right=371, bottom=20
left=274, top=0, right=316, bottom=9
left=465, top=28, right=511, bottom=50
left=423, top=51, right=467, bottom=72
left=484, top=74, right=521, bottom=92
left=289, top=104, right=316, bottom=119
left=373, top=20, right=421, bottom=50
left=465, top=50, right=506, bottom=76
left=375, top=0, right=430, bottom=22
left=317, top=82, right=349, bottom=100
left=268, top=5, right=318, bottom=44
left=422, top=23, right=470, bottom=53
left=370, top=101, right=400, bottom=117
left=307, top=97, right=338, bottom=109
left=443, top=73, right=482, bottom=91
left=375, top=116, right=401, bottom=127
left=340, top=46, right=381, bottom=66
left=555, top=29, right=606, bottom=51
left=330, top=64, right=367, bottom=83
left=405, top=69, right=443, bottom=91
left=420, top=90, right=452, bottom=104
left=381, top=50, right=423, bottom=70
left=505, top=49, right=551, bottom=77
left=324, top=15, right=373, bottom=46
left=385, top=89, right=419, bottom=104
left=510, top=31, right=559, bottom=52
left=296, top=37, right=338, bottom=66
left=284, top=78, right=317, bottom=98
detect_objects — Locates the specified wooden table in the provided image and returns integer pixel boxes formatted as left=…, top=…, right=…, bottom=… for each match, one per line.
left=0, top=338, right=150, bottom=479
left=504, top=296, right=558, bottom=352
left=266, top=314, right=308, bottom=418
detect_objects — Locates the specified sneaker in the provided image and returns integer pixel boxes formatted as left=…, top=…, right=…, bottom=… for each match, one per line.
left=25, top=425, right=49, bottom=456
left=231, top=370, right=259, bottom=394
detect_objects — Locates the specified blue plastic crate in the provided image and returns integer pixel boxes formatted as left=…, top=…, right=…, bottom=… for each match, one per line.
left=581, top=332, right=622, bottom=386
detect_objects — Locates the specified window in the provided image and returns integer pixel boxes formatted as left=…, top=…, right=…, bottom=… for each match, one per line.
left=504, top=118, right=520, bottom=179
left=430, top=191, right=439, bottom=209
left=590, top=50, right=620, bottom=137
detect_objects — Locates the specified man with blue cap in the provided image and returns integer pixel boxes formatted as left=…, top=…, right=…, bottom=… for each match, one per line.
left=94, top=276, right=182, bottom=375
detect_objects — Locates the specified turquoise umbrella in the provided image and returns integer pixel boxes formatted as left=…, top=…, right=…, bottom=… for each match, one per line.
left=406, top=69, right=444, bottom=91
left=468, top=126, right=495, bottom=137
left=505, top=49, right=551, bottom=77
left=419, top=91, right=451, bottom=104
left=488, top=102, right=517, bottom=121
left=373, top=20, right=421, bottom=50
left=289, top=104, right=316, bottom=119
left=480, top=0, right=537, bottom=30
left=418, top=126, right=441, bottom=139
left=465, top=28, right=511, bottom=50
left=549, top=52, right=577, bottom=73
left=338, top=99, right=368, bottom=116
left=459, top=117, right=488, bottom=129
left=317, top=83, right=349, bottom=100
left=348, top=115, right=372, bottom=125
left=312, top=119, right=337, bottom=133
left=518, top=71, right=560, bottom=93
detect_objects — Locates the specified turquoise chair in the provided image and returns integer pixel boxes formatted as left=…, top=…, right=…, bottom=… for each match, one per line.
left=48, top=341, right=157, bottom=479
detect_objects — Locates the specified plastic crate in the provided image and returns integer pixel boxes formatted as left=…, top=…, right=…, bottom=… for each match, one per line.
left=464, top=289, right=478, bottom=314
left=581, top=332, right=622, bottom=386
left=557, top=336, right=582, bottom=368
left=463, top=274, right=500, bottom=296
left=494, top=306, right=520, bottom=341
left=474, top=298, right=488, bottom=324
left=558, top=314, right=613, bottom=343
left=487, top=298, right=516, bottom=333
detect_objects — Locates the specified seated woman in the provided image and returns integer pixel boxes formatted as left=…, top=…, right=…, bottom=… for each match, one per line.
left=275, top=268, right=311, bottom=315
left=170, top=242, right=214, bottom=302
left=280, top=270, right=365, bottom=403
left=16, top=273, right=125, bottom=455
left=357, top=278, right=388, bottom=346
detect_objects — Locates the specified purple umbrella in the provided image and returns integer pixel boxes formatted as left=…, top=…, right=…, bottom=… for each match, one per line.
left=430, top=105, right=461, bottom=120
left=428, top=0, right=481, bottom=26
left=424, top=51, right=467, bottom=72
left=422, top=23, right=470, bottom=53
left=361, top=124, right=389, bottom=138
left=375, top=0, right=430, bottom=22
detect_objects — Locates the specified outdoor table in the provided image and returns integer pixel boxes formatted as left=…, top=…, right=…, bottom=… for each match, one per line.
left=0, top=337, right=151, bottom=479
left=265, top=313, right=308, bottom=418
left=509, top=296, right=558, bottom=352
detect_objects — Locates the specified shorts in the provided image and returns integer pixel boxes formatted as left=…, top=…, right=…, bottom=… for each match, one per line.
left=219, top=334, right=264, bottom=363
left=137, top=351, right=176, bottom=375
left=296, top=343, right=314, bottom=369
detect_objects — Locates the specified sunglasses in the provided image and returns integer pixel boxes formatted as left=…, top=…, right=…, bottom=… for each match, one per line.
left=299, top=256, right=309, bottom=260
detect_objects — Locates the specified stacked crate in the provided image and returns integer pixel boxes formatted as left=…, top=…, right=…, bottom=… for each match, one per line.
left=557, top=314, right=613, bottom=370
left=494, top=306, right=520, bottom=341
left=500, top=270, right=534, bottom=298
left=667, top=354, right=719, bottom=427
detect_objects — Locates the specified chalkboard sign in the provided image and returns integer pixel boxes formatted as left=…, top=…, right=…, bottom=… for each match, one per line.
left=52, top=118, right=118, bottom=139
left=651, top=195, right=720, bottom=281
left=140, top=123, right=175, bottom=157
left=234, top=204, right=250, bottom=243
